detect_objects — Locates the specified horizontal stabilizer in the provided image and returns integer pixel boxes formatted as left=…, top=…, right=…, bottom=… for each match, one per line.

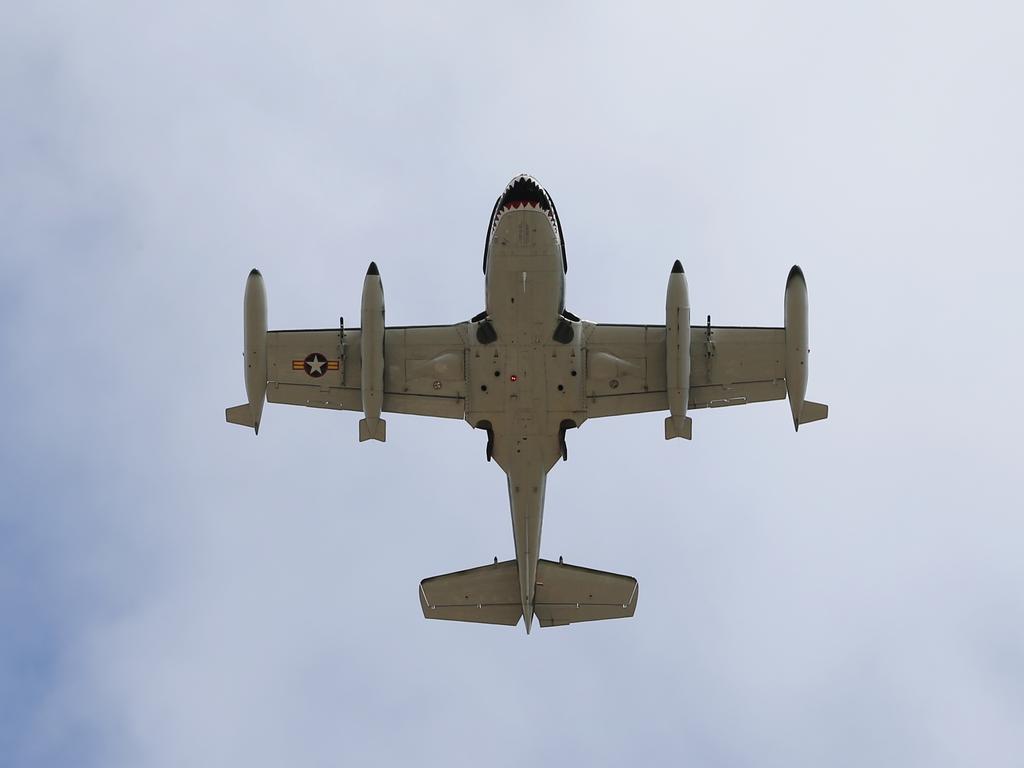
left=420, top=560, right=522, bottom=626
left=534, top=559, right=638, bottom=628
left=420, top=558, right=639, bottom=629
left=225, top=403, right=256, bottom=430
left=798, top=400, right=829, bottom=427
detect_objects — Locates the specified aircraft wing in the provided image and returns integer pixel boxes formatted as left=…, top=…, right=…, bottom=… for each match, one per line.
left=583, top=323, right=787, bottom=418
left=264, top=324, right=469, bottom=420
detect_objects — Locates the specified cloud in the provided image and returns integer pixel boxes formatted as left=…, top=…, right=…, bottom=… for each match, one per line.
left=3, top=2, right=1023, bottom=767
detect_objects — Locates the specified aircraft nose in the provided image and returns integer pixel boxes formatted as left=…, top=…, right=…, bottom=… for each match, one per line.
left=484, top=173, right=566, bottom=273
left=499, top=175, right=550, bottom=212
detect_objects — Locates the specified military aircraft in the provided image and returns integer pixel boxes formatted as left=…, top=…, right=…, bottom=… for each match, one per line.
left=226, top=174, right=828, bottom=633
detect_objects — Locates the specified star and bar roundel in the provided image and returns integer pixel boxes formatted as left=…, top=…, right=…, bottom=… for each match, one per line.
left=292, top=352, right=340, bottom=378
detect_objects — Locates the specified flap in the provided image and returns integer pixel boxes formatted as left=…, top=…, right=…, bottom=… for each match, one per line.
left=583, top=323, right=787, bottom=418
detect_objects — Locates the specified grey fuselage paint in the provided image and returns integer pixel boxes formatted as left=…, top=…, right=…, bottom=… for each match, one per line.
left=467, top=177, right=584, bottom=632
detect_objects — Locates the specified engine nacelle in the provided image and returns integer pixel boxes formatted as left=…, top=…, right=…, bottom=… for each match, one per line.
left=784, top=265, right=828, bottom=430
left=665, top=260, right=692, bottom=440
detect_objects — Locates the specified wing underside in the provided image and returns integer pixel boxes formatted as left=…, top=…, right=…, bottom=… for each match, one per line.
left=264, top=324, right=469, bottom=419
left=583, top=323, right=787, bottom=418
left=253, top=321, right=787, bottom=422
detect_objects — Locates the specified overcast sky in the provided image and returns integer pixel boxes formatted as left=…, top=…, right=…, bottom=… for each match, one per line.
left=3, top=2, right=1023, bottom=766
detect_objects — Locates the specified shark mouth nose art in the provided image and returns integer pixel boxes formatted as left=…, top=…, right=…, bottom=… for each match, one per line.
left=490, top=175, right=562, bottom=246
left=483, top=174, right=568, bottom=274
left=500, top=175, right=550, bottom=210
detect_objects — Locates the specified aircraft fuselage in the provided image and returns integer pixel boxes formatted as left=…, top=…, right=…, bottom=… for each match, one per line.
left=469, top=176, right=580, bottom=632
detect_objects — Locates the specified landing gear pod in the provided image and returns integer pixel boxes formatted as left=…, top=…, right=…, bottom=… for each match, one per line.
left=359, top=261, right=387, bottom=442
left=225, top=268, right=268, bottom=433
left=784, top=265, right=828, bottom=431
left=665, top=260, right=692, bottom=440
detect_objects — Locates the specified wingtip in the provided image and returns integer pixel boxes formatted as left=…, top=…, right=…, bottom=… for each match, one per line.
left=671, top=259, right=684, bottom=274
left=366, top=261, right=379, bottom=276
left=249, top=268, right=261, bottom=277
left=787, top=264, right=804, bottom=284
